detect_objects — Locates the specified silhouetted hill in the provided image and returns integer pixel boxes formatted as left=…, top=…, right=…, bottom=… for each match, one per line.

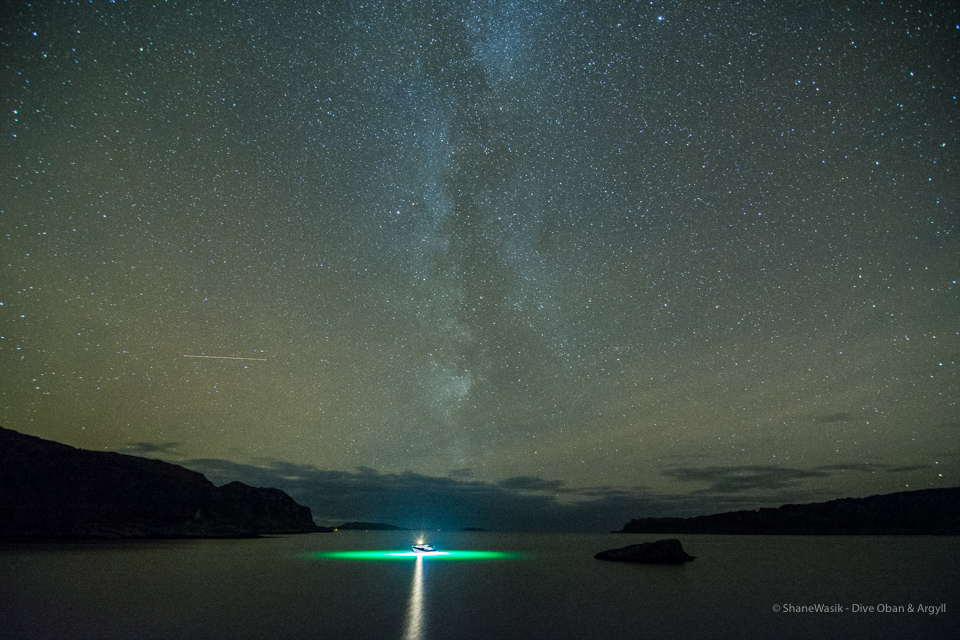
left=336, top=521, right=409, bottom=530
left=0, top=426, right=328, bottom=539
left=618, top=487, right=960, bottom=535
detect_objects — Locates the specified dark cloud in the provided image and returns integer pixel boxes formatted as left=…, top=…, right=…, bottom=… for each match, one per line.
left=116, top=446, right=942, bottom=529
left=812, top=413, right=852, bottom=424
left=123, top=442, right=184, bottom=456
left=663, top=465, right=830, bottom=495
left=496, top=476, right=568, bottom=492
left=114, top=442, right=945, bottom=530
left=172, top=457, right=741, bottom=531
left=813, top=463, right=887, bottom=473
left=885, top=465, right=930, bottom=474
left=659, top=462, right=919, bottom=501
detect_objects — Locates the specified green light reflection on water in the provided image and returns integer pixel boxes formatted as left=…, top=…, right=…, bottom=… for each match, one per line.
left=309, top=549, right=525, bottom=562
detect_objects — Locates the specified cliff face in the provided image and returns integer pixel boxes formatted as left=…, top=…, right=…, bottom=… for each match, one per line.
left=618, top=487, right=960, bottom=535
left=0, top=426, right=325, bottom=538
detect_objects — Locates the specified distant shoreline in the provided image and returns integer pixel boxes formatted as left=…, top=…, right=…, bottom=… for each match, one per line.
left=333, top=521, right=409, bottom=531
left=0, top=531, right=336, bottom=543
left=617, top=487, right=960, bottom=536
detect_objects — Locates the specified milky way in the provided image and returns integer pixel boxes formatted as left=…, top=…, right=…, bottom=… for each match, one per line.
left=2, top=1, right=956, bottom=529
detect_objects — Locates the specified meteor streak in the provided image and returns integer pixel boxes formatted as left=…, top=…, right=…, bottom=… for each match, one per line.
left=184, top=355, right=267, bottom=361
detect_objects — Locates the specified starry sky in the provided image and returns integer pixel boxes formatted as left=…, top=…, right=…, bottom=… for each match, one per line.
left=2, top=1, right=957, bottom=531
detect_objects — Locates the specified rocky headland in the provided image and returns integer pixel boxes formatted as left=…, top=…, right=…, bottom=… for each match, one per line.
left=618, top=487, right=960, bottom=535
left=0, top=426, right=328, bottom=539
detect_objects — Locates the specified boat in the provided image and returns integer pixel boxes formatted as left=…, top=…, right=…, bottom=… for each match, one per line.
left=411, top=540, right=436, bottom=553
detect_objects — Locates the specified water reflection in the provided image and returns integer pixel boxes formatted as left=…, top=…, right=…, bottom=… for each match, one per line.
left=310, top=549, right=523, bottom=561
left=404, top=555, right=424, bottom=640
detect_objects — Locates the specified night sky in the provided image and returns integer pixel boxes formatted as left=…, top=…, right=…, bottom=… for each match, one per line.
left=2, top=1, right=957, bottom=530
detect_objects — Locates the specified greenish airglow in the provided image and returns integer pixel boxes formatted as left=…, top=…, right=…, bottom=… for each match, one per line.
left=308, top=549, right=525, bottom=562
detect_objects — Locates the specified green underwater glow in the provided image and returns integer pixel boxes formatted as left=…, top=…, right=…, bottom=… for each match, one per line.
left=309, top=549, right=525, bottom=562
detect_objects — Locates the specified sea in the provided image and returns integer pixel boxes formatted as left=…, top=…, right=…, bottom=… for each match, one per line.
left=1, top=531, right=956, bottom=639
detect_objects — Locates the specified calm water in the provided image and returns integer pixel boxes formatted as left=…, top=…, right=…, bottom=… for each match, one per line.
left=1, top=531, right=956, bottom=639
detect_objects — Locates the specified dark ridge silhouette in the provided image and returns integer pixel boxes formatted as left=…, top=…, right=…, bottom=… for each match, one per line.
left=617, top=487, right=960, bottom=535
left=335, top=521, right=409, bottom=530
left=0, top=426, right=328, bottom=539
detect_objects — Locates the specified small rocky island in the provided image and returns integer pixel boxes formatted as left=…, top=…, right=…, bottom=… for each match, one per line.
left=617, top=487, right=960, bottom=535
left=0, top=426, right=327, bottom=539
left=595, top=539, right=695, bottom=564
